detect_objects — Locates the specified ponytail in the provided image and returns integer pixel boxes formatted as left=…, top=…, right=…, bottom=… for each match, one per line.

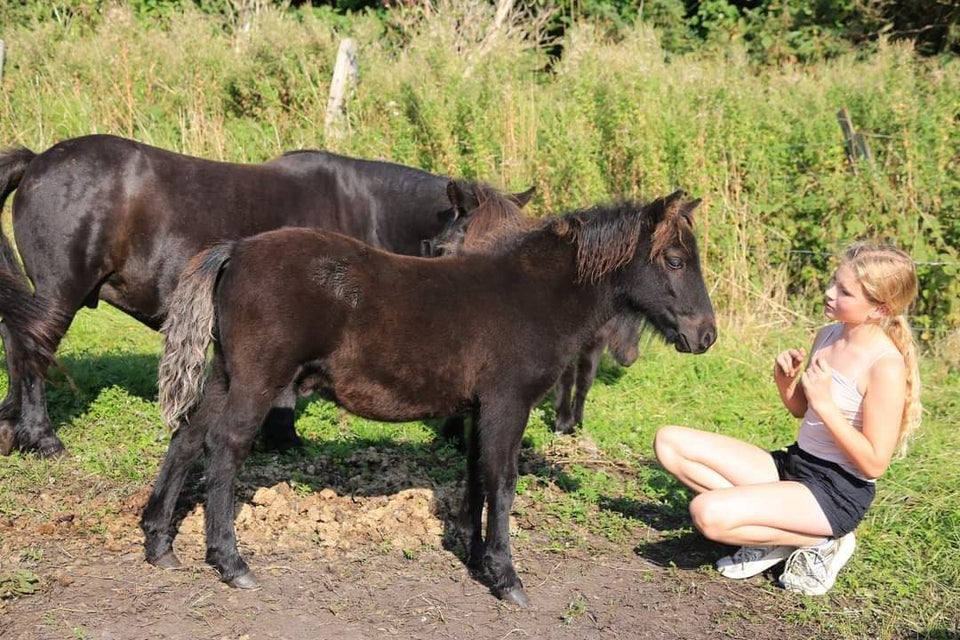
left=882, top=314, right=922, bottom=457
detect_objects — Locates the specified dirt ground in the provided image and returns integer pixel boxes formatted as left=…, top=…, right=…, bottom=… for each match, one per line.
left=0, top=441, right=826, bottom=640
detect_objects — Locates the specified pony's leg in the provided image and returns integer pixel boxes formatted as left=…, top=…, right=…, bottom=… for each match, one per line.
left=141, top=365, right=225, bottom=568
left=259, top=383, right=303, bottom=452
left=478, top=400, right=530, bottom=606
left=203, top=386, right=273, bottom=589
left=2, top=308, right=73, bottom=457
left=457, top=413, right=485, bottom=571
left=0, top=323, right=22, bottom=455
left=571, top=339, right=605, bottom=428
left=553, top=362, right=577, bottom=434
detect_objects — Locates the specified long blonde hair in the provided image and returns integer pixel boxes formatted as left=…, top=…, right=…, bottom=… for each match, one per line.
left=842, top=242, right=922, bottom=457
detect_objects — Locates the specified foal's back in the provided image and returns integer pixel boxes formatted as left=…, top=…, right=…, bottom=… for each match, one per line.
left=214, top=227, right=595, bottom=421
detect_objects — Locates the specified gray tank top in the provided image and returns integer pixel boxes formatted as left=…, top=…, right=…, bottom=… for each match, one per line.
left=797, top=324, right=901, bottom=481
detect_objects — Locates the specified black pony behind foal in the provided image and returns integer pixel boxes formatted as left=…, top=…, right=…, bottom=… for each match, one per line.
left=143, top=190, right=716, bottom=606
left=429, top=183, right=643, bottom=434
left=0, top=134, right=531, bottom=456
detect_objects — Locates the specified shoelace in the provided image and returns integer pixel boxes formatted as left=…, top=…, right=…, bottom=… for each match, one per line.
left=785, top=547, right=829, bottom=585
left=732, top=546, right=770, bottom=564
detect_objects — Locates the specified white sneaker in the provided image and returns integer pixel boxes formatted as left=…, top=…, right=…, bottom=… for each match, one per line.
left=780, top=532, right=857, bottom=596
left=716, top=545, right=795, bottom=579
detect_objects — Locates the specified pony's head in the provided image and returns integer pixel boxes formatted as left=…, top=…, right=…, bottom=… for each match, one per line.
left=559, top=191, right=716, bottom=354
left=421, top=181, right=535, bottom=257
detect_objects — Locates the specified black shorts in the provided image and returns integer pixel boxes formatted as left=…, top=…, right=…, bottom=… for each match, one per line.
left=771, top=443, right=875, bottom=538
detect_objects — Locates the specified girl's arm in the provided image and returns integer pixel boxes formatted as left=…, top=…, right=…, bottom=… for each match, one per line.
left=802, top=355, right=906, bottom=479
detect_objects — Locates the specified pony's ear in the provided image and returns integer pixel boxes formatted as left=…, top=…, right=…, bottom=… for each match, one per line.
left=445, top=181, right=466, bottom=221
left=511, top=186, right=536, bottom=209
left=445, top=180, right=481, bottom=220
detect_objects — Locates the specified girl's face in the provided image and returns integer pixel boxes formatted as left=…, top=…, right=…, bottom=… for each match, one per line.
left=824, top=264, right=879, bottom=324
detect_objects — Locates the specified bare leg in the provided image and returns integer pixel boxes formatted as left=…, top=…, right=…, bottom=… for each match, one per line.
left=654, top=425, right=832, bottom=547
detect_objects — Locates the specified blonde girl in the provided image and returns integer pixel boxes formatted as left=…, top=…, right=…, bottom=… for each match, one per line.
left=654, top=242, right=921, bottom=595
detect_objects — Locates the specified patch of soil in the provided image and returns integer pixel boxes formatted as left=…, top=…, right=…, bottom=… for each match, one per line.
left=0, top=441, right=823, bottom=640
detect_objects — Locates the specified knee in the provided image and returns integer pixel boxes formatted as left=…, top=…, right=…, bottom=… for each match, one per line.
left=653, top=425, right=687, bottom=470
left=689, top=493, right=733, bottom=542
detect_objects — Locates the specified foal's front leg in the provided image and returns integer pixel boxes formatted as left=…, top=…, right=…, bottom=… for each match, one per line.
left=477, top=401, right=530, bottom=606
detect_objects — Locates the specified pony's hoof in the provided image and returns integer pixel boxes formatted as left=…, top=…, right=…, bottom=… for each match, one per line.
left=553, top=422, right=575, bottom=435
left=499, top=587, right=530, bottom=607
left=227, top=572, right=260, bottom=590
left=0, top=422, right=15, bottom=456
left=36, top=438, right=68, bottom=459
left=150, top=552, right=182, bottom=569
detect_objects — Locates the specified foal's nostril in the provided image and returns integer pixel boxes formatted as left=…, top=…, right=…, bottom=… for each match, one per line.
left=700, top=326, right=717, bottom=351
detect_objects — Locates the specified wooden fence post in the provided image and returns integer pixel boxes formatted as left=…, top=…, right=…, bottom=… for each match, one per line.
left=836, top=107, right=873, bottom=173
left=325, top=38, right=359, bottom=143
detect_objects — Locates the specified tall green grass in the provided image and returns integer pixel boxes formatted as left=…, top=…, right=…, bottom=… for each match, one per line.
left=1, top=2, right=957, bottom=328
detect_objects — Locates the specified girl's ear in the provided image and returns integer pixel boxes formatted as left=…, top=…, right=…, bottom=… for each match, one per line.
left=871, top=304, right=890, bottom=319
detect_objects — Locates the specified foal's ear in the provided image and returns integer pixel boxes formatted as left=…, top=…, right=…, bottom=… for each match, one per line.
left=650, top=189, right=688, bottom=221
left=679, top=197, right=702, bottom=223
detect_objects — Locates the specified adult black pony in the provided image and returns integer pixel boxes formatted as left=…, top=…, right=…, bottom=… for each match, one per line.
left=143, top=190, right=716, bottom=606
left=0, top=134, right=532, bottom=457
left=428, top=183, right=643, bottom=434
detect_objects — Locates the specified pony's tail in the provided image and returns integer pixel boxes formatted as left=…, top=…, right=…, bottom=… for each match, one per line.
left=0, top=145, right=62, bottom=374
left=0, top=272, right=63, bottom=374
left=158, top=243, right=234, bottom=430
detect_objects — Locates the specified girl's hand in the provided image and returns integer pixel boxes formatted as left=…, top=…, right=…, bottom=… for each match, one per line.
left=774, top=348, right=806, bottom=381
left=801, top=354, right=834, bottom=409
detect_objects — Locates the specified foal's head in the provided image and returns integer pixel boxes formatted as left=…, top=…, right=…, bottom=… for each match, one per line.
left=558, top=191, right=716, bottom=354
left=421, top=181, right=535, bottom=257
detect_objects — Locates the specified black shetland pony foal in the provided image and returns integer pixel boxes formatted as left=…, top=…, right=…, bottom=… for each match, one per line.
left=143, top=191, right=716, bottom=606
left=0, top=134, right=532, bottom=457
left=429, top=183, right=643, bottom=434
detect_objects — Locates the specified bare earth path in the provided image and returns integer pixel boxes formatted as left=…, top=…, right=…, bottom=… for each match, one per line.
left=1, top=442, right=825, bottom=640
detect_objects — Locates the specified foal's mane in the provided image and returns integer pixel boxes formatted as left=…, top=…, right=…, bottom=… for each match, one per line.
left=447, top=189, right=694, bottom=285
left=554, top=196, right=692, bottom=284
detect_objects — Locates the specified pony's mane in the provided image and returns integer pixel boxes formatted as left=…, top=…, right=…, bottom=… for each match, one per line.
left=437, top=183, right=530, bottom=255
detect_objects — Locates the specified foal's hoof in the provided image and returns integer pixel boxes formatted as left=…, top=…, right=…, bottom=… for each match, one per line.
left=150, top=552, right=182, bottom=570
left=227, top=572, right=260, bottom=590
left=499, top=587, right=530, bottom=607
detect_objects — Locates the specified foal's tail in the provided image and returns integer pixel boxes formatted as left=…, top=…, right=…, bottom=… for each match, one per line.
left=0, top=145, right=62, bottom=373
left=158, top=242, right=235, bottom=430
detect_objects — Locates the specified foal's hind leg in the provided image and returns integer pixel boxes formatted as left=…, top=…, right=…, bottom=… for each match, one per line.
left=457, top=412, right=485, bottom=571
left=202, top=385, right=275, bottom=589
left=258, top=383, right=303, bottom=452
left=141, top=366, right=225, bottom=568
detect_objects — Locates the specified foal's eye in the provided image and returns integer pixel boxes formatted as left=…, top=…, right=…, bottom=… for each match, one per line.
left=665, top=256, right=684, bottom=270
